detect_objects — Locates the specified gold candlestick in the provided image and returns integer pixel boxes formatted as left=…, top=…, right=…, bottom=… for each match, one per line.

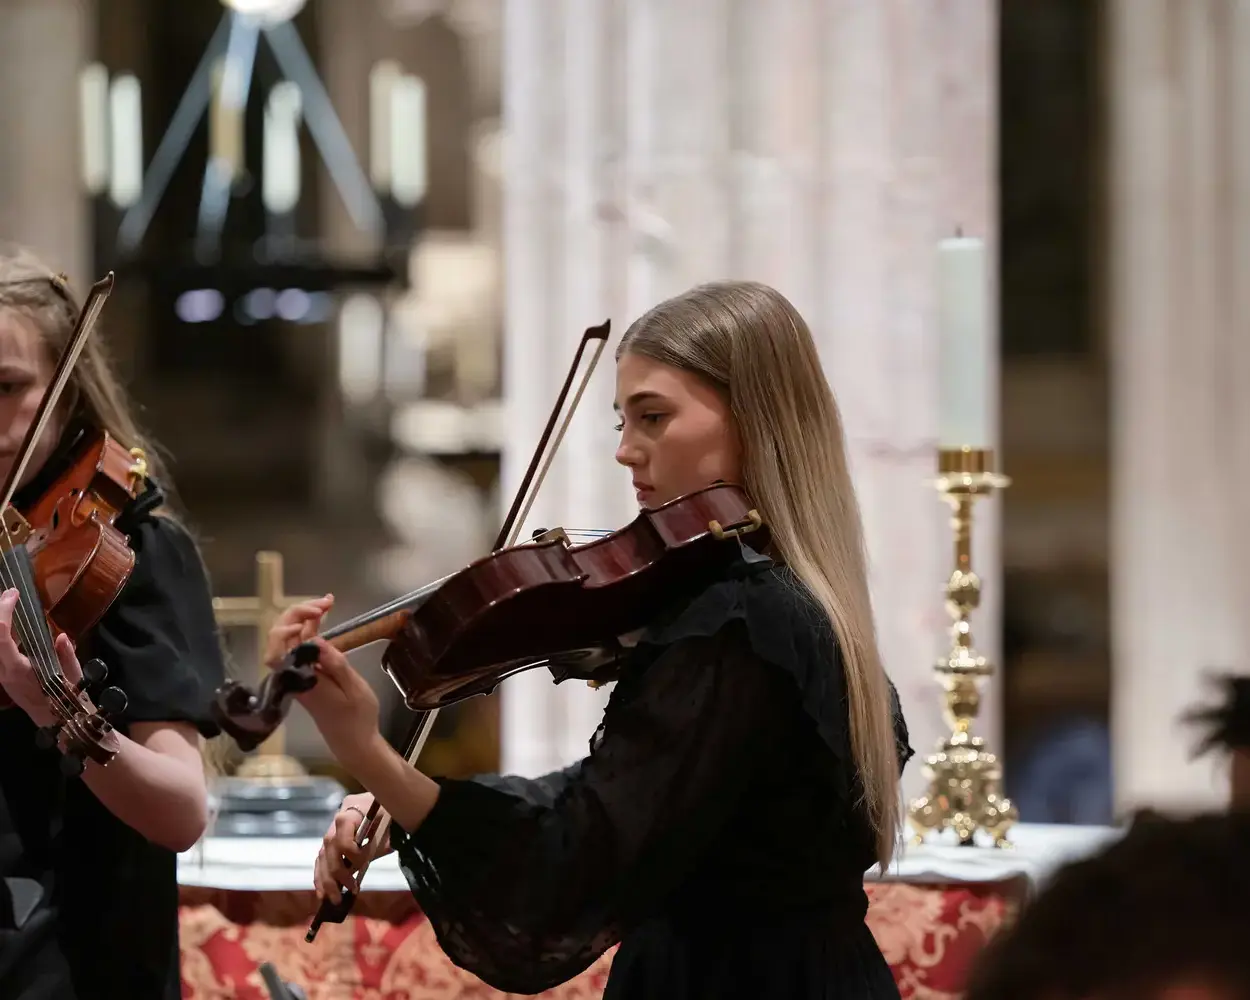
left=908, top=446, right=1018, bottom=847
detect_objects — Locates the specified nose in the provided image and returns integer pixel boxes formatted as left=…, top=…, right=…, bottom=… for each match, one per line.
left=615, top=436, right=643, bottom=469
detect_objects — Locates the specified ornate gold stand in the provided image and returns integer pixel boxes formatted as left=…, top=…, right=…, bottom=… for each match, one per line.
left=907, top=447, right=1018, bottom=847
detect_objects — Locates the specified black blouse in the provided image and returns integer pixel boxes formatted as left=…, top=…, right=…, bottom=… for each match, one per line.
left=392, top=549, right=914, bottom=999
left=0, top=487, right=226, bottom=1000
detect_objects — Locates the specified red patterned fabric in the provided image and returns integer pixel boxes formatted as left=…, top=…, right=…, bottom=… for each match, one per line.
left=179, top=879, right=1025, bottom=999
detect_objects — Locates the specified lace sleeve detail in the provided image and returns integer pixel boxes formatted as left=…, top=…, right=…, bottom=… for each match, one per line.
left=389, top=624, right=789, bottom=993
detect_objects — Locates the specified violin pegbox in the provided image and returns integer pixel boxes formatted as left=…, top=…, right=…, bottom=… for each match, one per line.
left=33, top=657, right=125, bottom=775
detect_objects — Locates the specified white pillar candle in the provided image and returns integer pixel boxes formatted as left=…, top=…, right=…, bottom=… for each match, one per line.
left=937, top=235, right=991, bottom=449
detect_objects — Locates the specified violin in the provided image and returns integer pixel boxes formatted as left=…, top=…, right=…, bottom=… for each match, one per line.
left=215, top=480, right=766, bottom=743
left=209, top=321, right=766, bottom=941
left=0, top=273, right=139, bottom=774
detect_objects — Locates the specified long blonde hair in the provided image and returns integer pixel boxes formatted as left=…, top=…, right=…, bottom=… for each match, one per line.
left=618, top=280, right=902, bottom=866
left=0, top=244, right=175, bottom=502
left=0, top=246, right=232, bottom=775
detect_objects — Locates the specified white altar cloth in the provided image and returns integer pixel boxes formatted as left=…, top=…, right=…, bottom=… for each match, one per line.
left=178, top=822, right=1119, bottom=894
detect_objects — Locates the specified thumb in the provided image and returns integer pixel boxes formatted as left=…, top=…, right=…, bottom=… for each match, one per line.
left=309, top=638, right=351, bottom=689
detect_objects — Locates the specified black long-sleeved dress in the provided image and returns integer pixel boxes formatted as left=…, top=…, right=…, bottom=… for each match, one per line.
left=391, top=549, right=914, bottom=998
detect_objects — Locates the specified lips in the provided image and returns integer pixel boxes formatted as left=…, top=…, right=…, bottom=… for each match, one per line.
left=633, top=481, right=653, bottom=502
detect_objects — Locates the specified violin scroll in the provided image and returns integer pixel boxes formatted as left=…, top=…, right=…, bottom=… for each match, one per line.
left=31, top=657, right=127, bottom=775
left=212, top=642, right=321, bottom=751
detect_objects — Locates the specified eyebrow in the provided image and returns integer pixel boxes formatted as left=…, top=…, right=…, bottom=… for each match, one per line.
left=612, top=390, right=667, bottom=414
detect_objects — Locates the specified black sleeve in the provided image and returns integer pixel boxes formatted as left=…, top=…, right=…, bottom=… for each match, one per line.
left=389, top=624, right=788, bottom=994
left=87, top=514, right=227, bottom=739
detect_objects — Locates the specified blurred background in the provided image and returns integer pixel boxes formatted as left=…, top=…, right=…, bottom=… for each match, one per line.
left=2, top=0, right=1244, bottom=827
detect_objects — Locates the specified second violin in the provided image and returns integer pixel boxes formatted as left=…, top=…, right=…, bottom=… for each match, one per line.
left=0, top=274, right=141, bottom=769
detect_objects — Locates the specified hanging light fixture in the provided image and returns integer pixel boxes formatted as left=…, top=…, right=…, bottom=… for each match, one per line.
left=220, top=0, right=308, bottom=25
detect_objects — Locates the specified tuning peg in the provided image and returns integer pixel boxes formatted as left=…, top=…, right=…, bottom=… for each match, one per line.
left=34, top=722, right=61, bottom=750
left=75, top=658, right=108, bottom=693
left=96, top=687, right=127, bottom=718
left=59, top=752, right=85, bottom=778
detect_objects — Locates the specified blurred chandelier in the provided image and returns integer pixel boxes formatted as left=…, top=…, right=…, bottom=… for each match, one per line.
left=82, top=0, right=425, bottom=285
left=115, top=1, right=379, bottom=260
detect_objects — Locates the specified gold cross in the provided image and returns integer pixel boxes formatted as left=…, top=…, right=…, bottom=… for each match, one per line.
left=213, top=550, right=319, bottom=770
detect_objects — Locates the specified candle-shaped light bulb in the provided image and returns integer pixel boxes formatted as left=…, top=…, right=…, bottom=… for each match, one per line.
left=391, top=74, right=428, bottom=208
left=370, top=61, right=400, bottom=193
left=937, top=234, right=991, bottom=449
left=80, top=63, right=110, bottom=196
left=263, top=82, right=302, bottom=215
left=107, top=74, right=144, bottom=209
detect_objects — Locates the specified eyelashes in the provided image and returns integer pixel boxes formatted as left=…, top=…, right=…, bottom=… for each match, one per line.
left=614, top=413, right=664, bottom=434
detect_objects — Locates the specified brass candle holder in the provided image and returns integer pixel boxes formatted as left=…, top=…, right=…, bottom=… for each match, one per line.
left=908, top=446, right=1018, bottom=848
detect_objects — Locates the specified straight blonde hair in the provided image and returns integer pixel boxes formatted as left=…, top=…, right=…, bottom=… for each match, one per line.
left=0, top=245, right=233, bottom=775
left=618, top=280, right=902, bottom=867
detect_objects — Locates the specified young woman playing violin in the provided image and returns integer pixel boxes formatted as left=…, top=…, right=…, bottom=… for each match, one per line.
left=272, top=280, right=914, bottom=998
left=0, top=246, right=225, bottom=999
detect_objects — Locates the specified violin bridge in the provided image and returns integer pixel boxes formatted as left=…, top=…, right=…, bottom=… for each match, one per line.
left=0, top=506, right=32, bottom=550
left=531, top=527, right=571, bottom=546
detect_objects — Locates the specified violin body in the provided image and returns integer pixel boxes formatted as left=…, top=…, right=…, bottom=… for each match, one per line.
left=214, top=482, right=768, bottom=750
left=384, top=482, right=767, bottom=709
left=0, top=430, right=147, bottom=711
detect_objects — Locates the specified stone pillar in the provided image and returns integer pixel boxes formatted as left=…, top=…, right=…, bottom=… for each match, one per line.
left=1108, top=0, right=1250, bottom=813
left=0, top=0, right=93, bottom=284
left=500, top=0, right=1001, bottom=802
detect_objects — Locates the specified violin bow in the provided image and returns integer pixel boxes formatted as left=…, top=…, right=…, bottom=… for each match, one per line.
left=0, top=274, right=114, bottom=510
left=306, top=320, right=611, bottom=941
left=0, top=274, right=120, bottom=762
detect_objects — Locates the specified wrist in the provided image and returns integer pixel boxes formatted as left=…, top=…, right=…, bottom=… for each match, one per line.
left=339, top=729, right=391, bottom=781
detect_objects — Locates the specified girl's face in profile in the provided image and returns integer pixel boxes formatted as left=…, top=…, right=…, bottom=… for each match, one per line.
left=0, top=309, right=58, bottom=487
left=613, top=352, right=741, bottom=508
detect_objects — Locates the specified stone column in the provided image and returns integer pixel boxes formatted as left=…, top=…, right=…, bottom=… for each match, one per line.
left=0, top=0, right=93, bottom=284
left=500, top=0, right=1001, bottom=803
left=1108, top=0, right=1250, bottom=813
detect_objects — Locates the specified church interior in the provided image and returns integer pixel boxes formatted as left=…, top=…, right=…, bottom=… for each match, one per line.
left=0, top=0, right=1246, bottom=997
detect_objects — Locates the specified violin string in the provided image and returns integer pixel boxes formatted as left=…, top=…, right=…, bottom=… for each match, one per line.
left=0, top=532, right=52, bottom=684
left=0, top=516, right=78, bottom=724
left=0, top=283, right=114, bottom=741
left=551, top=529, right=612, bottom=540
left=13, top=546, right=73, bottom=695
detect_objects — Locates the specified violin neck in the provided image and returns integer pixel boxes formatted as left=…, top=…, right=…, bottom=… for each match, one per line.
left=318, top=571, right=457, bottom=650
